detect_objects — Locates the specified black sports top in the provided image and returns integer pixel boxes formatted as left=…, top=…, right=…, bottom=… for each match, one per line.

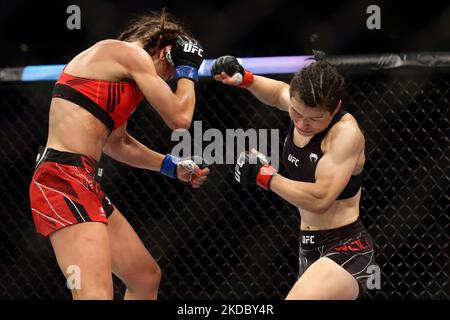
left=282, top=110, right=362, bottom=200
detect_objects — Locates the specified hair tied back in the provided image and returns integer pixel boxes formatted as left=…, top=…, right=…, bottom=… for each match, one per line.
left=312, top=50, right=327, bottom=62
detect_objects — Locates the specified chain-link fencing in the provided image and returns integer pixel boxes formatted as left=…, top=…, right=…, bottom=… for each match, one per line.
left=0, top=66, right=448, bottom=299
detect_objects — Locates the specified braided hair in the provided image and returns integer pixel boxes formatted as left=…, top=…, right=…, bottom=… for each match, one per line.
left=289, top=50, right=346, bottom=113
left=117, top=8, right=189, bottom=56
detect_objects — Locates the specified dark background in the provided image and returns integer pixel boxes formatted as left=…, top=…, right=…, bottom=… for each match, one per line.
left=0, top=1, right=448, bottom=300
left=2, top=0, right=450, bottom=67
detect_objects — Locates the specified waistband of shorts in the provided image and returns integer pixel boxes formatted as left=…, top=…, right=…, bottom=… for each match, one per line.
left=35, top=146, right=99, bottom=174
left=299, top=218, right=366, bottom=249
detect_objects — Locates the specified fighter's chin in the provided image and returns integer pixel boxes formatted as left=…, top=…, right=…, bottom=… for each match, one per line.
left=296, top=127, right=314, bottom=136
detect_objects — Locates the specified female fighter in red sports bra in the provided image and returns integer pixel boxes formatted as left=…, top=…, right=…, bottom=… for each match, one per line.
left=29, top=10, right=209, bottom=300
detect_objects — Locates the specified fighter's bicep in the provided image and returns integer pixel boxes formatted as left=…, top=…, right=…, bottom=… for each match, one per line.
left=132, top=70, right=175, bottom=107
left=314, top=128, right=362, bottom=199
left=277, top=83, right=291, bottom=112
left=116, top=43, right=174, bottom=104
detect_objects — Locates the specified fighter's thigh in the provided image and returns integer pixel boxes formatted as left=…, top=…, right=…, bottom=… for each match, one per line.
left=286, top=257, right=359, bottom=300
left=49, top=222, right=113, bottom=295
left=107, top=208, right=160, bottom=284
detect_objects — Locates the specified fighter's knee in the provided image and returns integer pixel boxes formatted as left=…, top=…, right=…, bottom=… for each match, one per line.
left=125, top=260, right=161, bottom=291
left=147, top=262, right=162, bottom=286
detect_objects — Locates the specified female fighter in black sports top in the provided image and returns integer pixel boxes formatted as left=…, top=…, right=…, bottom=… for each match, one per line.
left=211, top=52, right=377, bottom=299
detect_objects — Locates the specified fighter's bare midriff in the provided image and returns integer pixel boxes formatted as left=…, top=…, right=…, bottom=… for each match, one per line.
left=46, top=99, right=109, bottom=160
left=299, top=190, right=361, bottom=230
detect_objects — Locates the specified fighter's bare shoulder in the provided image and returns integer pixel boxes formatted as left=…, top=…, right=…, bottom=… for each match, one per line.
left=325, top=113, right=364, bottom=152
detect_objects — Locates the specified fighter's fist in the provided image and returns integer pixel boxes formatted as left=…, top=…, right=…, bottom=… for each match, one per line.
left=211, top=55, right=254, bottom=88
left=169, top=35, right=204, bottom=82
left=234, top=149, right=277, bottom=190
left=177, top=156, right=210, bottom=189
left=160, top=154, right=210, bottom=188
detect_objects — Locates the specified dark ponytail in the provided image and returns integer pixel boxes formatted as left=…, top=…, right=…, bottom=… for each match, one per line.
left=117, top=8, right=189, bottom=56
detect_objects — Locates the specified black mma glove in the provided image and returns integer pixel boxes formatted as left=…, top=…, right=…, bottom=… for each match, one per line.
left=211, top=55, right=254, bottom=88
left=234, top=150, right=277, bottom=190
left=168, top=35, right=204, bottom=82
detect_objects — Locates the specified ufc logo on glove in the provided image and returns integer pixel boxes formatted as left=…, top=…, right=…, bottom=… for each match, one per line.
left=183, top=43, right=203, bottom=57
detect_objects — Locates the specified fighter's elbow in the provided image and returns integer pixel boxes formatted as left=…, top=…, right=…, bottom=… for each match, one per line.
left=313, top=199, right=334, bottom=214
left=102, top=141, right=119, bottom=159
left=303, top=189, right=334, bottom=214
left=168, top=115, right=192, bottom=130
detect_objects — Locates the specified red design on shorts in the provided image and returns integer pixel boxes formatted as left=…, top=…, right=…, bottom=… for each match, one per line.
left=29, top=161, right=111, bottom=237
left=334, top=236, right=370, bottom=252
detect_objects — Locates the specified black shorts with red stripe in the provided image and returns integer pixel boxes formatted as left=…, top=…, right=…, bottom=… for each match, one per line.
left=29, top=146, right=114, bottom=237
left=298, top=218, right=378, bottom=299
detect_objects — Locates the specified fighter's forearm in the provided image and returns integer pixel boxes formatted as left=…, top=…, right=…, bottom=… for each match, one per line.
left=269, top=174, right=331, bottom=213
left=103, top=134, right=164, bottom=171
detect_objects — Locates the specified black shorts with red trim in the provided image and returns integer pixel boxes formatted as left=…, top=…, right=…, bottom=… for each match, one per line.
left=298, top=218, right=378, bottom=299
left=29, top=146, right=114, bottom=237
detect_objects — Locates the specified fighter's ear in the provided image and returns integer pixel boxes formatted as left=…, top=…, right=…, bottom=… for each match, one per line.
left=158, top=47, right=166, bottom=60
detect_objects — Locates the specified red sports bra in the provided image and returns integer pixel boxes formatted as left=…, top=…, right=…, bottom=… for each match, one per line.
left=52, top=68, right=144, bottom=132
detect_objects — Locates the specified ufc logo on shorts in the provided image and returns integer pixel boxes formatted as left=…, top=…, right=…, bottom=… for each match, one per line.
left=302, top=235, right=315, bottom=244
left=183, top=43, right=203, bottom=57
left=288, top=154, right=299, bottom=167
